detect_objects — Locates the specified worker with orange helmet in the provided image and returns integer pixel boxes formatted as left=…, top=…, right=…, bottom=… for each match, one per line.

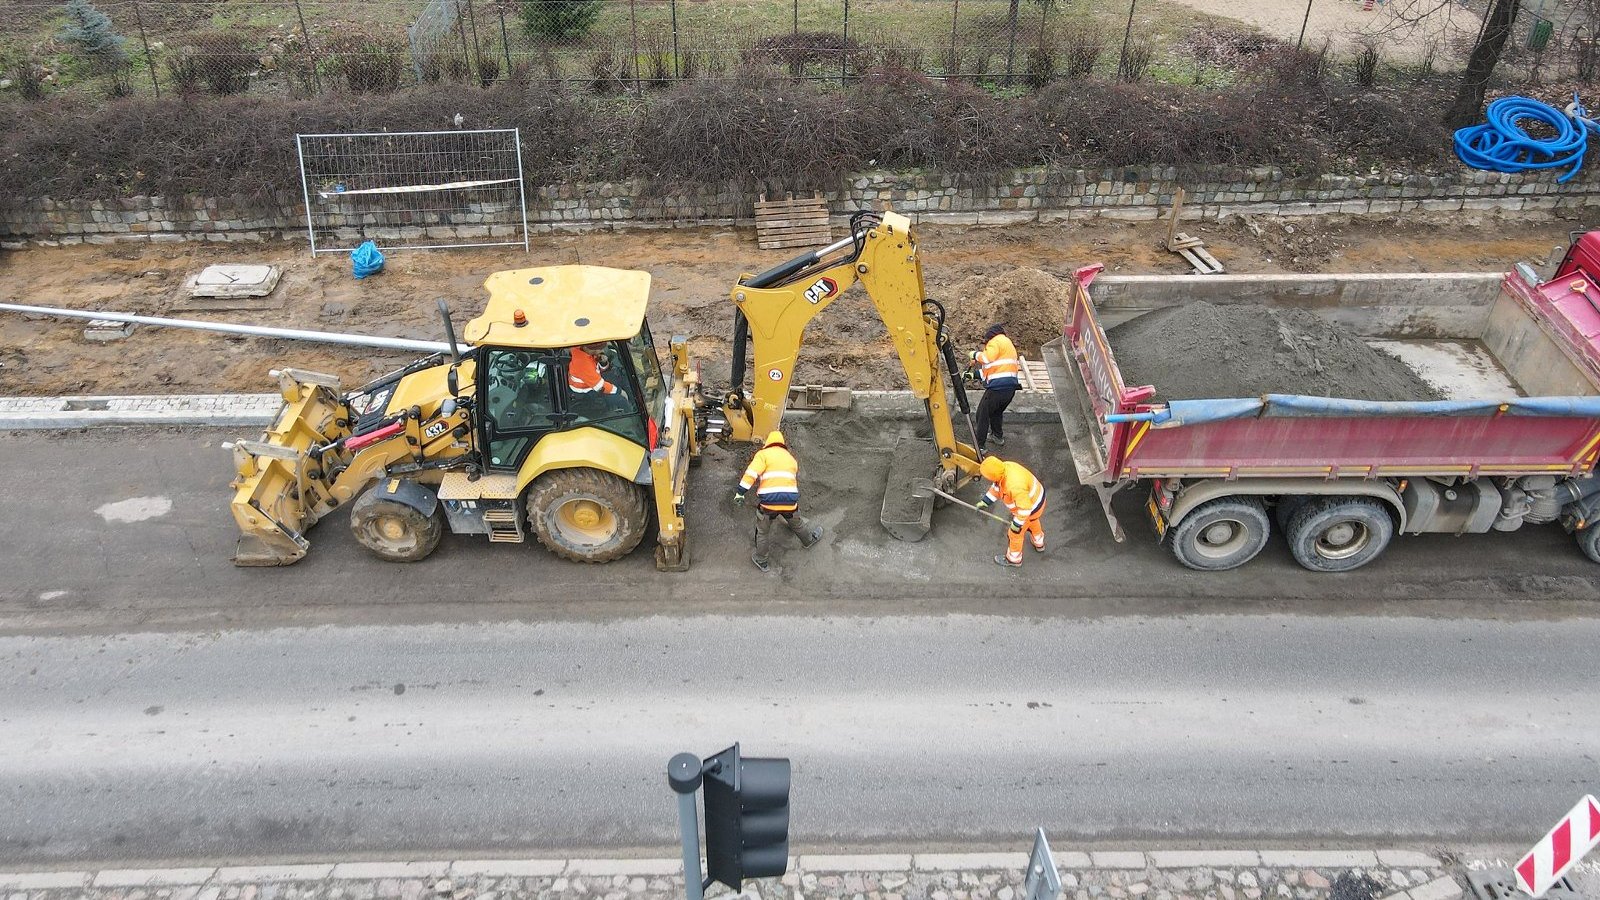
left=976, top=454, right=1046, bottom=568
left=735, top=430, right=822, bottom=572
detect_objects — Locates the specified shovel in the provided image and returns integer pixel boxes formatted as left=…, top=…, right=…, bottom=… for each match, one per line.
left=909, top=478, right=1009, bottom=526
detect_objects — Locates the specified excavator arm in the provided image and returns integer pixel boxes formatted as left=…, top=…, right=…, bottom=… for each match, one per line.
left=721, top=209, right=982, bottom=485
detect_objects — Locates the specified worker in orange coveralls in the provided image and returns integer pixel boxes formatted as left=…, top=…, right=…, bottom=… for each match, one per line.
left=977, top=455, right=1046, bottom=568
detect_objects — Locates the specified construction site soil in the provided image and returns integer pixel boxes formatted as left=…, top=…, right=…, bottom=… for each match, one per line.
left=0, top=211, right=1588, bottom=397
left=1109, top=301, right=1446, bottom=401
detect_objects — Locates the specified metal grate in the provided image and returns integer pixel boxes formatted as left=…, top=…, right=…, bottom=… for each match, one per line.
left=295, top=128, right=529, bottom=255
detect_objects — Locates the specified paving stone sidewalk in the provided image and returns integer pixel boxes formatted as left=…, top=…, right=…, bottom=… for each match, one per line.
left=0, top=851, right=1472, bottom=900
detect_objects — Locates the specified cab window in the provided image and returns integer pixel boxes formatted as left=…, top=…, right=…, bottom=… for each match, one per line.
left=628, top=323, right=668, bottom=424
left=483, top=348, right=560, bottom=469
left=564, top=343, right=646, bottom=444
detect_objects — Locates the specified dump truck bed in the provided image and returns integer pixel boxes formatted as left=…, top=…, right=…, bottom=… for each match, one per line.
left=1043, top=262, right=1600, bottom=488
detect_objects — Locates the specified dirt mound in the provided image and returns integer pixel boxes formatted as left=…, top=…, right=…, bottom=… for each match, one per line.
left=1108, top=301, right=1443, bottom=401
left=943, top=268, right=1070, bottom=357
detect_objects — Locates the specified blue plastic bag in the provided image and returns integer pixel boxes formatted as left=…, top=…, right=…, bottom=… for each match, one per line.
left=351, top=240, right=385, bottom=280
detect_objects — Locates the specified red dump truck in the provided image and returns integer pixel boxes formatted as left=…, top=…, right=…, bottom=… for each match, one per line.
left=1043, top=233, right=1600, bottom=573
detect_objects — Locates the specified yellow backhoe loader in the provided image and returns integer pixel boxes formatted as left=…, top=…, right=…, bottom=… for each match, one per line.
left=0, top=208, right=979, bottom=567
left=226, top=265, right=703, bottom=570
left=713, top=208, right=985, bottom=536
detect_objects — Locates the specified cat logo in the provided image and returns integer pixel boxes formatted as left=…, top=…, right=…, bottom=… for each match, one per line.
left=803, top=276, right=839, bottom=305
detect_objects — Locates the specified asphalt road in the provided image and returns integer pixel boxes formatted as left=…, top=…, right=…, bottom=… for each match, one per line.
left=0, top=424, right=1597, bottom=867
left=1, top=615, right=1596, bottom=866
left=2, top=423, right=1600, bottom=633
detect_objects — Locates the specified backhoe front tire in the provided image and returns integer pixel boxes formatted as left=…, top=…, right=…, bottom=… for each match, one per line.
left=349, top=493, right=444, bottom=563
left=527, top=468, right=650, bottom=563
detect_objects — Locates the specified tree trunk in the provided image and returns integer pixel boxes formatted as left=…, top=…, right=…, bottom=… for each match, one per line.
left=1443, top=0, right=1520, bottom=128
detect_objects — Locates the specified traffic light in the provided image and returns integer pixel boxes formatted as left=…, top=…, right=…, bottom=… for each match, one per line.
left=668, top=743, right=791, bottom=899
left=701, top=743, right=791, bottom=889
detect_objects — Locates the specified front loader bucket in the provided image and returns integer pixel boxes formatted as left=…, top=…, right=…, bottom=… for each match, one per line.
left=227, top=369, right=350, bottom=567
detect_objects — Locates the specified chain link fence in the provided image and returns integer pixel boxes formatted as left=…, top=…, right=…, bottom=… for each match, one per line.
left=6, top=0, right=1600, bottom=101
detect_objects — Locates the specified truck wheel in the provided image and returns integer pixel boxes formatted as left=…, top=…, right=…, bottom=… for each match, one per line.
left=349, top=493, right=444, bottom=563
left=1169, top=497, right=1271, bottom=571
left=1286, top=497, right=1394, bottom=573
left=1576, top=524, right=1600, bottom=564
left=527, top=468, right=650, bottom=563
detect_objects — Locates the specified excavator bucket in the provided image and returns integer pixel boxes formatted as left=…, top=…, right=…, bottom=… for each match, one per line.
left=880, top=434, right=938, bottom=542
left=227, top=368, right=351, bottom=566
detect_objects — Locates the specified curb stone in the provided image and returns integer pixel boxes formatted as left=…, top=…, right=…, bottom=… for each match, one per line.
left=0, top=851, right=1467, bottom=900
left=0, top=390, right=1063, bottom=432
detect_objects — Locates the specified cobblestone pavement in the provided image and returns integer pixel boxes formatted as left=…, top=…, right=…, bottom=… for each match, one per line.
left=0, top=852, right=1482, bottom=900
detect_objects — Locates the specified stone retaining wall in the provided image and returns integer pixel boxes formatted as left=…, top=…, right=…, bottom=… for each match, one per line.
left=4, top=164, right=1600, bottom=248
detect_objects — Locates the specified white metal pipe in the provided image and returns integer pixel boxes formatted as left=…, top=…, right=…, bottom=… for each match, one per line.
left=0, top=302, right=462, bottom=355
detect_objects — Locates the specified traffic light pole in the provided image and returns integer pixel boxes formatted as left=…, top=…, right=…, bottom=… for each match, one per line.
left=668, top=753, right=707, bottom=900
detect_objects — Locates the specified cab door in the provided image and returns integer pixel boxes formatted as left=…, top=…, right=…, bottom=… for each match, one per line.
left=479, top=347, right=565, bottom=471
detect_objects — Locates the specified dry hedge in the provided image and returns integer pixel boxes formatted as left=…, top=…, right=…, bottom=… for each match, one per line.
left=0, top=63, right=1451, bottom=203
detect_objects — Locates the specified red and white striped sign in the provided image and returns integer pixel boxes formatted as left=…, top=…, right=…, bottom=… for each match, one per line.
left=1516, top=794, right=1600, bottom=897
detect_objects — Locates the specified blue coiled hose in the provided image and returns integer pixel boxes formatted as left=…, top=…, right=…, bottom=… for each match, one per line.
left=1453, top=95, right=1600, bottom=183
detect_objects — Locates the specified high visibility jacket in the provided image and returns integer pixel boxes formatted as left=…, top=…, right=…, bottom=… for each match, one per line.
left=983, top=459, right=1045, bottom=527
left=739, top=444, right=800, bottom=513
left=975, top=334, right=1021, bottom=390
left=569, top=347, right=619, bottom=394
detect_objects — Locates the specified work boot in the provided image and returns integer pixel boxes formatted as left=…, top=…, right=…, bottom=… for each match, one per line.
left=801, top=526, right=823, bottom=548
left=994, top=554, right=1021, bottom=568
left=1031, top=538, right=1045, bottom=553
left=991, top=433, right=1006, bottom=447
left=752, top=555, right=771, bottom=573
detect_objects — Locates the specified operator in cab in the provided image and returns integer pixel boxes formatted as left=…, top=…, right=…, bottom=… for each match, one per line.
left=734, top=430, right=823, bottom=573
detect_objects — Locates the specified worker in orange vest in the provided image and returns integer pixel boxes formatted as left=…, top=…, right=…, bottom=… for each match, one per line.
left=968, top=323, right=1022, bottom=455
left=568, top=344, right=620, bottom=396
left=735, top=430, right=822, bottom=572
left=977, top=455, right=1046, bottom=568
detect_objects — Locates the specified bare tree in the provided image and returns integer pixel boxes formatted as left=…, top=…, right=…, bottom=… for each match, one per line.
left=1444, top=0, right=1520, bottom=127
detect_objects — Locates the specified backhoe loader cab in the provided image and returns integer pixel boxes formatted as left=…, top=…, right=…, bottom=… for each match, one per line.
left=228, top=265, right=701, bottom=572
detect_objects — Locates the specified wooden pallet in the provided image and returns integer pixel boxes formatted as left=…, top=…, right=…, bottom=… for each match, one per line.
left=1018, top=354, right=1054, bottom=393
left=1165, top=188, right=1225, bottom=275
left=754, top=192, right=831, bottom=251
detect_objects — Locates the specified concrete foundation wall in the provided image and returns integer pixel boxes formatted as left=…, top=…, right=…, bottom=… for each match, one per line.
left=1092, top=272, right=1509, bottom=339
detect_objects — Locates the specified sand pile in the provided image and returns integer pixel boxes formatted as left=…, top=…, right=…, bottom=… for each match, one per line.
left=1108, top=301, right=1443, bottom=401
left=944, top=268, right=1070, bottom=356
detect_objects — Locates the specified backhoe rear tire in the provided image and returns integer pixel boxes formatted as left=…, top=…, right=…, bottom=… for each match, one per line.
left=527, top=468, right=650, bottom=564
left=349, top=493, right=444, bottom=563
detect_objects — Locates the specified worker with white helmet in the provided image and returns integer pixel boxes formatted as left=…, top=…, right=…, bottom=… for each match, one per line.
left=735, top=430, right=823, bottom=572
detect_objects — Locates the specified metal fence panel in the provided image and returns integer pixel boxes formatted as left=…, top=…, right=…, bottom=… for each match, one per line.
left=295, top=128, right=528, bottom=255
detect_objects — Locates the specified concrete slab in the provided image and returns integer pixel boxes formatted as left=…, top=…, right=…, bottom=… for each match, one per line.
left=1148, top=851, right=1262, bottom=868
left=912, top=853, right=1029, bottom=871
left=562, top=859, right=680, bottom=876
left=1407, top=877, right=1463, bottom=900
left=1375, top=851, right=1443, bottom=868
left=328, top=862, right=450, bottom=879
left=449, top=860, right=568, bottom=877
left=213, top=864, right=336, bottom=883
left=93, top=868, right=216, bottom=887
left=1257, top=851, right=1379, bottom=868
left=186, top=264, right=281, bottom=298
left=1090, top=852, right=1148, bottom=869
left=83, top=319, right=135, bottom=342
left=0, top=872, right=91, bottom=889
left=799, top=855, right=915, bottom=872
